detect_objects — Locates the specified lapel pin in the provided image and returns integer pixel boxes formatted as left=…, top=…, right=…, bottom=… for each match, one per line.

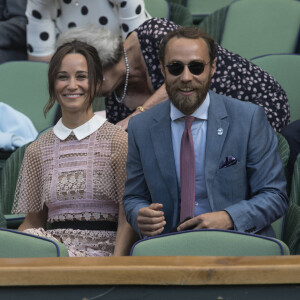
left=217, top=128, right=223, bottom=135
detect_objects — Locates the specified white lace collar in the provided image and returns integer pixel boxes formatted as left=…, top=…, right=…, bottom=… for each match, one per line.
left=53, top=114, right=106, bottom=141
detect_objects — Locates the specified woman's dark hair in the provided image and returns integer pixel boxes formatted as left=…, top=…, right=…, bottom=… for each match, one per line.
left=44, top=40, right=103, bottom=116
left=158, top=26, right=217, bottom=66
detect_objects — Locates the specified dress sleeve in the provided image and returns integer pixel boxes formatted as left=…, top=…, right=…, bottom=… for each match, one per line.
left=12, top=141, right=44, bottom=213
left=26, top=0, right=58, bottom=56
left=111, top=127, right=128, bottom=205
left=211, top=44, right=290, bottom=131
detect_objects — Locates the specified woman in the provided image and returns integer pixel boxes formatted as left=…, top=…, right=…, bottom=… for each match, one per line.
left=26, top=0, right=150, bottom=62
left=12, top=40, right=137, bottom=257
left=57, top=18, right=290, bottom=132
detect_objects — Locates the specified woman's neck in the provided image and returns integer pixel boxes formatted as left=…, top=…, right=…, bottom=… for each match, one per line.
left=61, top=107, right=94, bottom=129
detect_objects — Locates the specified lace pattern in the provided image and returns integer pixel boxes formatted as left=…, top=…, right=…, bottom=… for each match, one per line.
left=13, top=121, right=128, bottom=256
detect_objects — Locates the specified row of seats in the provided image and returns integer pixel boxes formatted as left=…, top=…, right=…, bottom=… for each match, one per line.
left=173, top=0, right=300, bottom=60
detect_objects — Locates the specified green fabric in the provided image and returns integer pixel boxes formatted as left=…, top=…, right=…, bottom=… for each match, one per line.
left=131, top=230, right=290, bottom=256
left=0, top=61, right=57, bottom=133
left=184, top=0, right=234, bottom=24
left=0, top=229, right=68, bottom=258
left=169, top=2, right=193, bottom=26
left=270, top=133, right=289, bottom=240
left=289, top=154, right=300, bottom=207
left=4, top=214, right=26, bottom=229
left=198, top=6, right=230, bottom=44
left=93, top=97, right=106, bottom=112
left=0, top=212, right=6, bottom=228
left=145, top=0, right=169, bottom=19
left=283, top=203, right=300, bottom=255
left=251, top=54, right=300, bottom=123
left=0, top=143, right=30, bottom=215
left=275, top=132, right=291, bottom=194
left=220, top=0, right=300, bottom=60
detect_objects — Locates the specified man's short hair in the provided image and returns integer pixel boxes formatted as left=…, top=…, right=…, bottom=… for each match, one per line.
left=159, top=26, right=217, bottom=66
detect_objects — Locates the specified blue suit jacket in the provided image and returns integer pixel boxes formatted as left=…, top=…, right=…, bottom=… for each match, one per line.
left=123, top=91, right=288, bottom=237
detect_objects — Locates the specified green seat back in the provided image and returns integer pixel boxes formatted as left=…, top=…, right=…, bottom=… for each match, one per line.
left=169, top=2, right=193, bottom=26
left=0, top=61, right=57, bottom=133
left=220, top=0, right=300, bottom=59
left=283, top=203, right=300, bottom=255
left=145, top=0, right=170, bottom=18
left=183, top=0, right=234, bottom=24
left=0, top=212, right=6, bottom=228
left=0, top=228, right=68, bottom=258
left=251, top=54, right=300, bottom=123
left=271, top=133, right=290, bottom=240
left=0, top=143, right=30, bottom=215
left=290, top=154, right=300, bottom=206
left=131, top=230, right=290, bottom=256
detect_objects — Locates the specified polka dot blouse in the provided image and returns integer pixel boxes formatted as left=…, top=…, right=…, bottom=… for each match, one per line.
left=26, top=0, right=150, bottom=57
left=106, top=18, right=290, bottom=131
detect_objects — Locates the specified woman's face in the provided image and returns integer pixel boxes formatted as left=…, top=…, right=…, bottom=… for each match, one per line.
left=55, top=53, right=90, bottom=114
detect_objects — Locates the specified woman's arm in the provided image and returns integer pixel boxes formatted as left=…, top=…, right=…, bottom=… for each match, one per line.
left=112, top=128, right=139, bottom=255
left=18, top=205, right=48, bottom=231
left=116, top=83, right=168, bottom=130
left=114, top=203, right=138, bottom=256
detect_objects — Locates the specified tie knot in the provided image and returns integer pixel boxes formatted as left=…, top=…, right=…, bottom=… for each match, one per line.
left=184, top=116, right=195, bottom=130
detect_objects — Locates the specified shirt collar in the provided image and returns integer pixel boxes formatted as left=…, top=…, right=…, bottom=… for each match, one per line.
left=170, top=92, right=210, bottom=121
left=53, top=114, right=106, bottom=141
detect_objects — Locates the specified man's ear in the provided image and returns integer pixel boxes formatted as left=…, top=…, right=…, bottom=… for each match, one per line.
left=210, top=58, right=217, bottom=77
left=160, top=61, right=166, bottom=79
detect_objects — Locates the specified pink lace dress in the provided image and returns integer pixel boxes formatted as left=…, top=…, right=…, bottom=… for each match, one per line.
left=12, top=121, right=128, bottom=257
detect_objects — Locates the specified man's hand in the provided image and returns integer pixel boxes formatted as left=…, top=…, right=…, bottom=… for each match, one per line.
left=177, top=211, right=234, bottom=232
left=137, top=203, right=166, bottom=237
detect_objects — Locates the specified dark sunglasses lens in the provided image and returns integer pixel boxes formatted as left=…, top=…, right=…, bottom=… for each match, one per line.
left=189, top=62, right=205, bottom=75
left=167, top=63, right=184, bottom=76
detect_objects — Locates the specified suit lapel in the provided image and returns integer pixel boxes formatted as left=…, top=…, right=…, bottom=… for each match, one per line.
left=205, top=91, right=229, bottom=209
left=149, top=101, right=179, bottom=203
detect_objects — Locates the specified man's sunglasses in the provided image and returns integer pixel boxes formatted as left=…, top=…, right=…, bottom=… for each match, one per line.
left=165, top=60, right=210, bottom=76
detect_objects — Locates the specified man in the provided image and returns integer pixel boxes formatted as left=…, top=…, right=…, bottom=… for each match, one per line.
left=123, top=27, right=288, bottom=238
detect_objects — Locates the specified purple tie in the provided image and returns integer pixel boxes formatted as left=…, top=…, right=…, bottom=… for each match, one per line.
left=180, top=116, right=195, bottom=222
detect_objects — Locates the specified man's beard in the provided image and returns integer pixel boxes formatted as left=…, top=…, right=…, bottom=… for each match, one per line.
left=166, top=77, right=211, bottom=115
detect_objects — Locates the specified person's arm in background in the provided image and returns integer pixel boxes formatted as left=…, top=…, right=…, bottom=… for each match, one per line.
left=0, top=0, right=27, bottom=63
left=116, top=83, right=168, bottom=130
left=26, top=0, right=56, bottom=62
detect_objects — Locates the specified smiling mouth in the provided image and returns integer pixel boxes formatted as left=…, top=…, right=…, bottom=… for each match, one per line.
left=179, top=88, right=194, bottom=92
left=63, top=94, right=83, bottom=98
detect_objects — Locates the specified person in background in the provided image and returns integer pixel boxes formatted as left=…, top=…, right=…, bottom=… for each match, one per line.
left=122, top=26, right=288, bottom=238
left=57, top=18, right=290, bottom=132
left=12, top=40, right=137, bottom=256
left=0, top=102, right=38, bottom=151
left=26, top=0, right=150, bottom=62
left=0, top=0, right=27, bottom=63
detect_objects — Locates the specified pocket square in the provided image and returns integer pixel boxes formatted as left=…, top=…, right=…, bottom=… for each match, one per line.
left=219, top=155, right=238, bottom=169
